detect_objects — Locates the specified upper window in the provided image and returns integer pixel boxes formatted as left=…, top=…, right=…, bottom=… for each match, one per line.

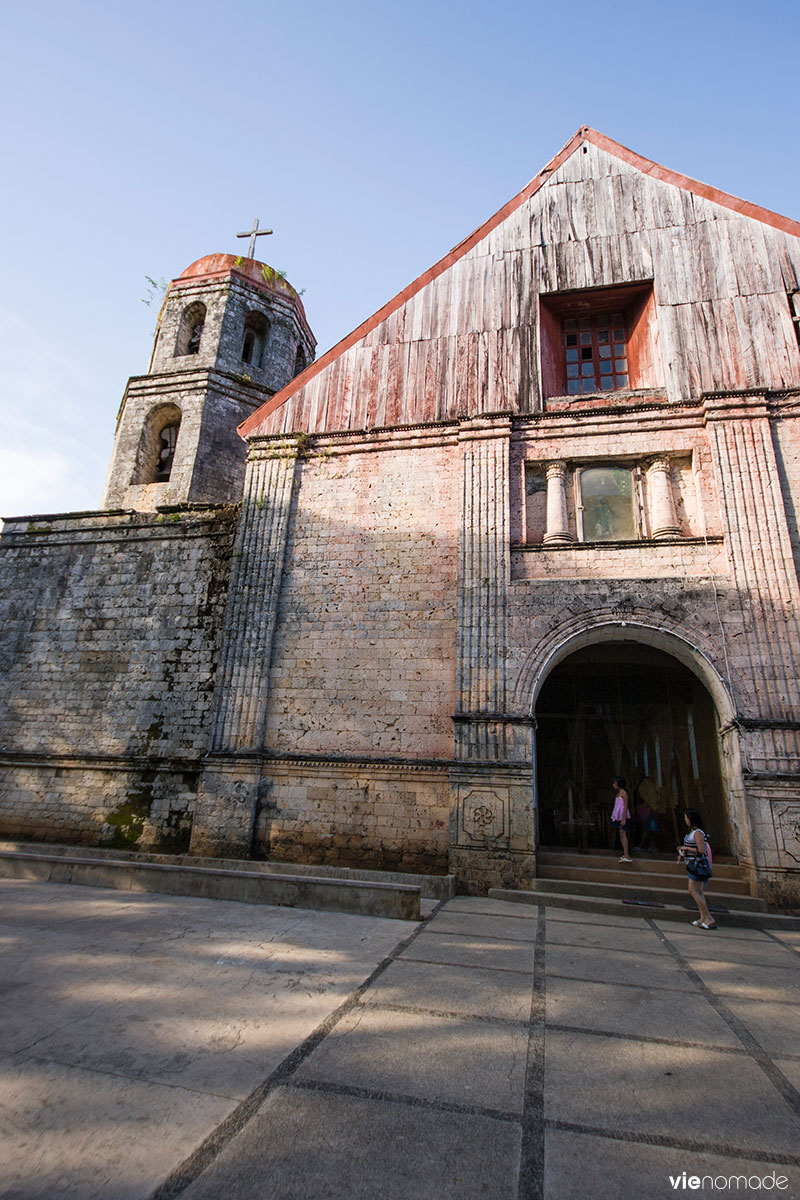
left=564, top=314, right=628, bottom=395
left=539, top=282, right=663, bottom=400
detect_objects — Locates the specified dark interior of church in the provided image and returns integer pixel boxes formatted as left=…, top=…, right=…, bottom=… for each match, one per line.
left=535, top=643, right=730, bottom=855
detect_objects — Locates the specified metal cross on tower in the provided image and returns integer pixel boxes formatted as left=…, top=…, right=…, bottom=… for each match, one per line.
left=236, top=218, right=273, bottom=259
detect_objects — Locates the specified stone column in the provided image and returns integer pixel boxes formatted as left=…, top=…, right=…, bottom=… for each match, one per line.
left=543, top=460, right=575, bottom=544
left=646, top=456, right=681, bottom=540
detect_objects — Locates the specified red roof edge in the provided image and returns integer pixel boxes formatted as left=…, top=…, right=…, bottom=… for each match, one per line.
left=238, top=127, right=800, bottom=440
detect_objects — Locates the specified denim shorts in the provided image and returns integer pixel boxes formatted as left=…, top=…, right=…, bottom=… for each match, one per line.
left=612, top=819, right=630, bottom=830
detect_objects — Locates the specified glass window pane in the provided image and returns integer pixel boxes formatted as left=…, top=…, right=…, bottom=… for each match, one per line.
left=615, top=358, right=627, bottom=370
left=599, top=359, right=612, bottom=374
left=613, top=328, right=625, bottom=342
left=599, top=344, right=611, bottom=358
left=567, top=379, right=581, bottom=394
left=579, top=318, right=591, bottom=330
left=581, top=362, right=594, bottom=376
left=566, top=348, right=579, bottom=362
left=598, top=329, right=609, bottom=342
left=580, top=331, right=592, bottom=345
left=600, top=378, right=615, bottom=390
left=581, top=378, right=595, bottom=392
left=580, top=467, right=636, bottom=541
left=566, top=333, right=578, bottom=346
left=564, top=318, right=577, bottom=331
left=567, top=363, right=579, bottom=378
left=616, top=374, right=628, bottom=387
left=581, top=346, right=593, bottom=360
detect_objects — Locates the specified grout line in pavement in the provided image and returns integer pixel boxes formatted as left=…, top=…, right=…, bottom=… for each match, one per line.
left=545, top=1119, right=800, bottom=1167
left=649, top=920, right=800, bottom=1122
left=354, top=999, right=528, bottom=1027
left=517, top=907, right=546, bottom=1200
left=545, top=1023, right=749, bottom=1054
left=546, top=972, right=696, bottom=994
left=397, top=953, right=535, bottom=975
left=290, top=1076, right=520, bottom=1123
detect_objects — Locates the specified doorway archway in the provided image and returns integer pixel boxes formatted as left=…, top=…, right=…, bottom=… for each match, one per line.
left=534, top=641, right=732, bottom=855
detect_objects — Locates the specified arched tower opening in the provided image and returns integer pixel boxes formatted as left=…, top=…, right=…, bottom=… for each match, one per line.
left=534, top=641, right=732, bottom=855
left=174, top=301, right=206, bottom=357
left=131, top=403, right=183, bottom=486
left=241, top=311, right=270, bottom=368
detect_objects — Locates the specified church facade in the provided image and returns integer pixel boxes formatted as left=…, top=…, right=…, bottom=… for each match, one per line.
left=2, top=128, right=800, bottom=905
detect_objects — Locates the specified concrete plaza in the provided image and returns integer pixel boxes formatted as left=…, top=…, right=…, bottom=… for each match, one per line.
left=1, top=879, right=799, bottom=1199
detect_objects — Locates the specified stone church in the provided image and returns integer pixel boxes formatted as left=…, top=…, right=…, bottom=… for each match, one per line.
left=2, top=127, right=800, bottom=905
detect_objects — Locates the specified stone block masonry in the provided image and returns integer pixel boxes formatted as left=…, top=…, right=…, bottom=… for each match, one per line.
left=0, top=506, right=238, bottom=849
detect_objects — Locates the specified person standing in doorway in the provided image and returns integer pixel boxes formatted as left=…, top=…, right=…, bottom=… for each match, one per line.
left=611, top=776, right=632, bottom=863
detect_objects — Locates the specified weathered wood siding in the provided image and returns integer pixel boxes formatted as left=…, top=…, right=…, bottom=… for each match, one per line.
left=256, top=140, right=800, bottom=436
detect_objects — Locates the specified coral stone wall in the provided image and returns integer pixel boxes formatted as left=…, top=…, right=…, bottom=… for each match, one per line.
left=0, top=507, right=237, bottom=848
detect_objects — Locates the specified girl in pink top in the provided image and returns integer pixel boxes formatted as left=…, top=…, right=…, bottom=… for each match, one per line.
left=611, top=776, right=632, bottom=863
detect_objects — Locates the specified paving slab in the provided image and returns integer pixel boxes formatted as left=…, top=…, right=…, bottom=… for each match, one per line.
left=293, top=1004, right=528, bottom=1113
left=427, top=910, right=540, bottom=942
left=545, top=1128, right=800, bottom=1200
left=682, top=959, right=800, bottom=1004
left=399, top=929, right=536, bottom=972
left=545, top=1028, right=800, bottom=1155
left=0, top=1059, right=232, bottom=1200
left=545, top=975, right=741, bottom=1049
left=653, top=918, right=772, bottom=941
left=545, top=919, right=671, bottom=955
left=361, top=958, right=534, bottom=1020
left=663, top=928, right=800, bottom=967
left=546, top=942, right=699, bottom=991
left=776, top=1058, right=800, bottom=1092
left=178, top=1086, right=522, bottom=1200
left=442, top=897, right=539, bottom=920
left=547, top=907, right=655, bottom=928
left=721, top=997, right=800, bottom=1058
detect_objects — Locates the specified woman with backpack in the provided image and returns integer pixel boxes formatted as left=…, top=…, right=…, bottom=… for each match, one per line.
left=679, top=808, right=716, bottom=929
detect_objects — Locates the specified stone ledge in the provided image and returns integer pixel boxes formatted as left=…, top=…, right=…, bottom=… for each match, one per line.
left=0, top=850, right=422, bottom=921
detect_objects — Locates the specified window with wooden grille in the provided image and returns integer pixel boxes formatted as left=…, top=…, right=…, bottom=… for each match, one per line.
left=564, top=314, right=629, bottom=395
left=539, top=283, right=662, bottom=400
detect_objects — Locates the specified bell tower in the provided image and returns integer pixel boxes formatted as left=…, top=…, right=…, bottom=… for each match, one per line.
left=101, top=252, right=316, bottom=510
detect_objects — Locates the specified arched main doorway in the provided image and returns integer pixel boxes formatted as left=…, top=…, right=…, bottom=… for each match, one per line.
left=535, top=642, right=732, bottom=855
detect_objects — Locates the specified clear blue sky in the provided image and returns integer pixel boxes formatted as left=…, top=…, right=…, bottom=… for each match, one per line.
left=1, top=0, right=798, bottom=517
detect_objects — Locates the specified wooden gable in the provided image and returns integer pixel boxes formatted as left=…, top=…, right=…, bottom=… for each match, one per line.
left=240, top=128, right=800, bottom=439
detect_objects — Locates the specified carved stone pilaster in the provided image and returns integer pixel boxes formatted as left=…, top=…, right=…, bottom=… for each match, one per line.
left=706, top=395, right=800, bottom=728
left=646, top=455, right=681, bottom=540
left=192, top=444, right=297, bottom=855
left=455, top=418, right=511, bottom=762
left=543, top=460, right=575, bottom=544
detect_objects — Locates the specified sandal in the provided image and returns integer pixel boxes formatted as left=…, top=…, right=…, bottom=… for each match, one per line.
left=698, top=921, right=717, bottom=930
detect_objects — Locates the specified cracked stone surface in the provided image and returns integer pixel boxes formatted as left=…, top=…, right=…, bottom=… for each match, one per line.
left=2, top=884, right=800, bottom=1200
left=0, top=879, right=414, bottom=1199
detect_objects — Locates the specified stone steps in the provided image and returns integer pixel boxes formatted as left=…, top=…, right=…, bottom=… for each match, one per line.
left=536, top=864, right=754, bottom=898
left=486, top=844, right=800, bottom=928
left=537, top=849, right=745, bottom=881
left=0, top=847, right=428, bottom=921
